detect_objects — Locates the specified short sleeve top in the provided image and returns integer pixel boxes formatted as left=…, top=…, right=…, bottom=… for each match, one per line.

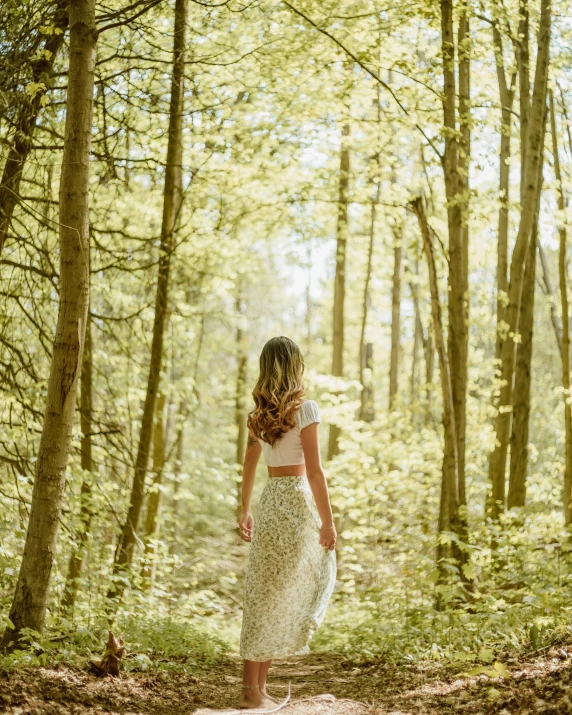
left=255, top=400, right=321, bottom=467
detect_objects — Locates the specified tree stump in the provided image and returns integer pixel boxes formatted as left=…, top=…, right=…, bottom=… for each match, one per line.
left=89, top=631, right=124, bottom=677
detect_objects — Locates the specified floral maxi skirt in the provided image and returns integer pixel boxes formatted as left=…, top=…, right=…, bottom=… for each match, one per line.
left=239, top=476, right=337, bottom=662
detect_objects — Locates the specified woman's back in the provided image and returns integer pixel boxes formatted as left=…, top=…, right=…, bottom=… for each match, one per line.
left=255, top=400, right=321, bottom=467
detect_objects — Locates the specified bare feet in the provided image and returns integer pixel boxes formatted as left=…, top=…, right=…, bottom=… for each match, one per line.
left=260, top=688, right=279, bottom=704
left=238, top=686, right=275, bottom=709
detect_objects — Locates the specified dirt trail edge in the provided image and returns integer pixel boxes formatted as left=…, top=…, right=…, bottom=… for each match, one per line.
left=1, top=646, right=572, bottom=714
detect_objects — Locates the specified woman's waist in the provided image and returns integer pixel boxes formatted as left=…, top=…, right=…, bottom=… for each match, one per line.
left=267, top=463, right=306, bottom=478
left=264, top=474, right=309, bottom=488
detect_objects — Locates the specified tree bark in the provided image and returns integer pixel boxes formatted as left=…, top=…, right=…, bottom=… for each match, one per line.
left=328, top=123, right=350, bottom=460
left=0, top=0, right=68, bottom=256
left=507, top=107, right=546, bottom=508
left=411, top=197, right=459, bottom=585
left=359, top=153, right=378, bottom=422
left=388, top=227, right=403, bottom=410
left=61, top=311, right=94, bottom=614
left=235, top=290, right=248, bottom=519
left=1, top=0, right=95, bottom=649
left=170, top=422, right=184, bottom=556
left=439, top=0, right=470, bottom=569
left=550, top=90, right=572, bottom=525
left=487, top=0, right=551, bottom=519
left=108, top=0, right=187, bottom=601
left=538, top=242, right=563, bottom=353
left=491, top=19, right=516, bottom=370
left=140, top=393, right=166, bottom=588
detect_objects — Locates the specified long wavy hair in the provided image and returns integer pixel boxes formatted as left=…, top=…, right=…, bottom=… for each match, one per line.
left=247, top=336, right=306, bottom=446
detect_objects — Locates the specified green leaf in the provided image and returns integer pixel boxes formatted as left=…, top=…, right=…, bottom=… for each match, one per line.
left=478, top=648, right=495, bottom=663
left=462, top=562, right=476, bottom=580
left=493, top=661, right=510, bottom=678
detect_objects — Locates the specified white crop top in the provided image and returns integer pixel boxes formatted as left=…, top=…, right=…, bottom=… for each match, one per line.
left=255, top=400, right=321, bottom=467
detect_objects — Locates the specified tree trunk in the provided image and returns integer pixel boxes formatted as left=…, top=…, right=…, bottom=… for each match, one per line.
left=1, top=0, right=95, bottom=649
left=108, top=0, right=187, bottom=602
left=411, top=197, right=459, bottom=585
left=170, top=422, right=184, bottom=556
left=538, top=243, right=563, bottom=353
left=61, top=311, right=94, bottom=615
left=235, top=290, right=248, bottom=520
left=328, top=123, right=350, bottom=460
left=491, top=19, right=516, bottom=370
left=487, top=0, right=551, bottom=519
left=140, top=393, right=166, bottom=588
left=440, top=0, right=470, bottom=569
left=507, top=110, right=546, bottom=508
left=411, top=295, right=421, bottom=411
left=359, top=153, right=378, bottom=422
left=388, top=227, right=403, bottom=409
left=550, top=90, right=572, bottom=525
left=0, top=0, right=68, bottom=256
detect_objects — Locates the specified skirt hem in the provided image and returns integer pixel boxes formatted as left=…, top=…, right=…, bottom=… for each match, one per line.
left=239, top=644, right=310, bottom=662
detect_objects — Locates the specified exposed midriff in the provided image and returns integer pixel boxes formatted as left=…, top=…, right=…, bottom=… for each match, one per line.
left=268, top=464, right=306, bottom=477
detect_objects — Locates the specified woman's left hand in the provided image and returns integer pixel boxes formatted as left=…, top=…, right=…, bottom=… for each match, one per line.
left=319, top=525, right=337, bottom=551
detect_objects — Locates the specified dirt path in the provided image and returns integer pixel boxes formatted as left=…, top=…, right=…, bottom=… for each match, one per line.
left=1, top=646, right=572, bottom=714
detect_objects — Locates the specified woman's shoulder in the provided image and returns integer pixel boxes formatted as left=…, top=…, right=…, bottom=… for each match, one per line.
left=297, top=399, right=321, bottom=429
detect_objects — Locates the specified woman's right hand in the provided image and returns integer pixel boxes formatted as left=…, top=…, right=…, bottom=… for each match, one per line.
left=239, top=511, right=254, bottom=542
left=319, top=524, right=337, bottom=551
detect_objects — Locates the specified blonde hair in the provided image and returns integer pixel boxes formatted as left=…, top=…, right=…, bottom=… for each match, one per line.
left=247, top=337, right=306, bottom=446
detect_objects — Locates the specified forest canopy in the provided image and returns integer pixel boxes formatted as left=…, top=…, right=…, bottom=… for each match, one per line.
left=1, top=0, right=572, bottom=707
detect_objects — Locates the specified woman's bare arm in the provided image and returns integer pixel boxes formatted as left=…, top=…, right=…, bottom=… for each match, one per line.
left=238, top=431, right=262, bottom=542
left=300, top=422, right=336, bottom=549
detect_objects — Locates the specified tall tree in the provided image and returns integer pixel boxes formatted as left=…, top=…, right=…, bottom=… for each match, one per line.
left=235, top=289, right=248, bottom=518
left=388, top=225, right=403, bottom=409
left=1, top=0, right=96, bottom=649
left=507, top=114, right=546, bottom=508
left=359, top=153, right=379, bottom=423
left=438, top=0, right=471, bottom=569
left=61, top=312, right=94, bottom=614
left=411, top=197, right=459, bottom=589
left=141, top=393, right=166, bottom=588
left=489, top=14, right=516, bottom=376
left=550, top=90, right=572, bottom=525
left=328, top=122, right=350, bottom=459
left=108, top=0, right=187, bottom=602
left=488, top=0, right=551, bottom=518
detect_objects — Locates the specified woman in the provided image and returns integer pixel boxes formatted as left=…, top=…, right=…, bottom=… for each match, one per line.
left=238, top=336, right=337, bottom=710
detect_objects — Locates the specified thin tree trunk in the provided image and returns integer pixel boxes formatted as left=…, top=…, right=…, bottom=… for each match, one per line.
left=359, top=156, right=378, bottom=422
left=487, top=0, right=551, bottom=519
left=491, top=19, right=516, bottom=370
left=550, top=90, right=572, bottom=525
left=140, top=393, right=166, bottom=588
left=410, top=258, right=434, bottom=424
left=440, top=0, right=470, bottom=569
left=0, top=0, right=68, bottom=256
left=235, top=290, right=248, bottom=520
left=328, top=123, right=350, bottom=460
left=108, top=0, right=187, bottom=601
left=170, top=420, right=184, bottom=556
left=1, top=0, right=95, bottom=649
left=411, top=291, right=421, bottom=411
left=61, top=311, right=94, bottom=614
left=411, top=197, right=459, bottom=587
left=538, top=243, right=563, bottom=352
left=508, top=106, right=546, bottom=508
left=388, top=227, right=403, bottom=410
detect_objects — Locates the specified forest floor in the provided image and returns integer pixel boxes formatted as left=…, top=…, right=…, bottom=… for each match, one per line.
left=1, top=644, right=572, bottom=715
